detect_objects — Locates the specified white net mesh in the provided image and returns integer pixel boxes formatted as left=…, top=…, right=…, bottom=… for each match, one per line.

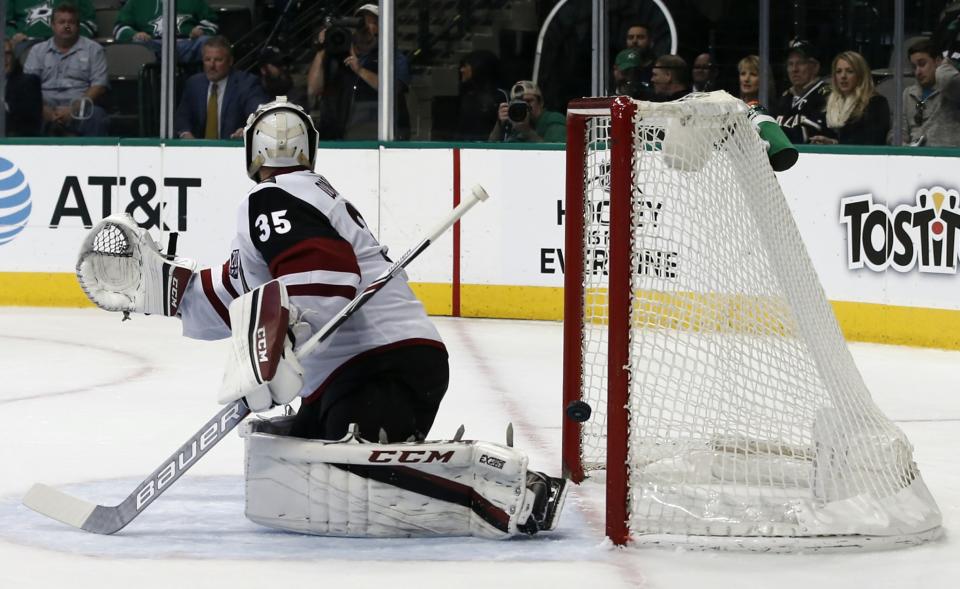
left=572, top=92, right=941, bottom=549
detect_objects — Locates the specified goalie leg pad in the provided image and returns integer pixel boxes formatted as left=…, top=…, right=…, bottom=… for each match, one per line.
left=240, top=418, right=550, bottom=539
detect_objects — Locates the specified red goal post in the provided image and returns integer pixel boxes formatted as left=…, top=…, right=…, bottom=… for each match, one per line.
left=563, top=97, right=636, bottom=545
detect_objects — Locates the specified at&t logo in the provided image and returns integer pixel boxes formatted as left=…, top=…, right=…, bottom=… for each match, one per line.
left=840, top=186, right=960, bottom=274
left=0, top=157, right=32, bottom=246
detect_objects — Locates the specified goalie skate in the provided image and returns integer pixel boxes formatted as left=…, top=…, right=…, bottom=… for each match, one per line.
left=519, top=472, right=569, bottom=534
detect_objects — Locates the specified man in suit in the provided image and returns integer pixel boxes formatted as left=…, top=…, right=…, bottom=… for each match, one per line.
left=175, top=36, right=268, bottom=139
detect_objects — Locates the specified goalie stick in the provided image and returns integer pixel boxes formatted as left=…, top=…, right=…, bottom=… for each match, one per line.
left=23, top=184, right=491, bottom=535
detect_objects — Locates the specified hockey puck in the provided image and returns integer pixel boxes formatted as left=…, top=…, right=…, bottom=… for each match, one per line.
left=566, top=400, right=592, bottom=423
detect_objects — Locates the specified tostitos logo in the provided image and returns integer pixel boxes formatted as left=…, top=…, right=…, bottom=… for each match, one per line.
left=0, top=158, right=32, bottom=246
left=840, top=186, right=960, bottom=274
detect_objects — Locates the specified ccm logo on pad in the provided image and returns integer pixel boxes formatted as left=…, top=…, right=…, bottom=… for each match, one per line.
left=368, top=450, right=455, bottom=464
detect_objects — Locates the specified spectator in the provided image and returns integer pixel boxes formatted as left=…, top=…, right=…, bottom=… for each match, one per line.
left=772, top=39, right=829, bottom=144
left=736, top=55, right=775, bottom=107
left=810, top=51, right=890, bottom=145
left=174, top=36, right=267, bottom=139
left=258, top=45, right=309, bottom=112
left=691, top=52, right=719, bottom=93
left=622, top=22, right=655, bottom=87
left=306, top=3, right=411, bottom=140
left=737, top=55, right=762, bottom=106
left=612, top=48, right=651, bottom=99
left=4, top=38, right=43, bottom=136
left=650, top=54, right=690, bottom=102
left=6, top=0, right=97, bottom=61
left=456, top=49, right=501, bottom=141
left=896, top=38, right=960, bottom=147
left=23, top=3, right=108, bottom=136
left=113, top=0, right=218, bottom=63
left=624, top=22, right=650, bottom=51
left=306, top=24, right=349, bottom=139
left=488, top=80, right=565, bottom=143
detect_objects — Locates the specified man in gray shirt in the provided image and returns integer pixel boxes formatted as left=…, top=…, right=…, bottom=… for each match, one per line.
left=897, top=38, right=960, bottom=147
left=23, top=3, right=108, bottom=136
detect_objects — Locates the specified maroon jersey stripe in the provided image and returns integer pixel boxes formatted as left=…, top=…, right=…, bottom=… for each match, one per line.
left=267, top=237, right=361, bottom=279
left=200, top=268, right=231, bottom=327
left=220, top=262, right=240, bottom=299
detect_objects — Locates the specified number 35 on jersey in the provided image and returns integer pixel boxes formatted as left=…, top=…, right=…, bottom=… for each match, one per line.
left=255, top=210, right=292, bottom=241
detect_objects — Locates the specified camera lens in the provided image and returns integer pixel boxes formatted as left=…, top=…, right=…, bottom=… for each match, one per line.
left=507, top=101, right=529, bottom=123
left=326, top=27, right=352, bottom=57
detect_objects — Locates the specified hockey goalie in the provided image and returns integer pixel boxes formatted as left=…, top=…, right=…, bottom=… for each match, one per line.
left=74, top=97, right=567, bottom=539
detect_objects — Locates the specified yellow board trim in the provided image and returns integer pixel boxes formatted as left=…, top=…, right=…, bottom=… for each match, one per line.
left=830, top=300, right=960, bottom=349
left=3, top=274, right=960, bottom=350
left=461, top=284, right=564, bottom=320
left=409, top=282, right=453, bottom=316
left=0, top=272, right=93, bottom=307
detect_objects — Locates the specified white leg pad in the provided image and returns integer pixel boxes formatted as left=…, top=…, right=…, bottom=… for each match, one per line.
left=240, top=417, right=536, bottom=539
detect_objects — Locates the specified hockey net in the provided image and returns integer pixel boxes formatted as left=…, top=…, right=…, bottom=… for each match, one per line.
left=561, top=92, right=942, bottom=550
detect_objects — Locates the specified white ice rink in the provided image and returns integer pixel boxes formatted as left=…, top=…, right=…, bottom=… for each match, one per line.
left=1, top=307, right=957, bottom=588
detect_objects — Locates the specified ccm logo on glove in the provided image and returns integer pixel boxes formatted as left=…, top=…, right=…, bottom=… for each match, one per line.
left=256, top=326, right=269, bottom=363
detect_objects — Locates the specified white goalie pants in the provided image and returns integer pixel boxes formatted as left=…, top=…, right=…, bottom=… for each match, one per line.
left=239, top=416, right=536, bottom=538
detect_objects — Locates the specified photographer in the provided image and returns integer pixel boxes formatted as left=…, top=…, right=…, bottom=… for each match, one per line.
left=488, top=80, right=566, bottom=143
left=306, top=3, right=410, bottom=140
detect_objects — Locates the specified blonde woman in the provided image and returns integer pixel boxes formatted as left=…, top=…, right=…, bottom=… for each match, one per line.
left=736, top=55, right=775, bottom=107
left=810, top=51, right=890, bottom=145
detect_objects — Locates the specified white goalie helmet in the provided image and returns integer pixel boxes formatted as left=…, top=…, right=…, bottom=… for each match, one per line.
left=244, top=96, right=319, bottom=180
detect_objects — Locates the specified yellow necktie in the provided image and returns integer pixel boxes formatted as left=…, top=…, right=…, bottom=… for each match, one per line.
left=204, top=82, right=219, bottom=139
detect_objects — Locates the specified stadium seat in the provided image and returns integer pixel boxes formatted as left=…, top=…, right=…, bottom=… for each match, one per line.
left=105, top=43, right=156, bottom=80
left=875, top=74, right=916, bottom=143
left=104, top=44, right=158, bottom=136
left=95, top=8, right=119, bottom=42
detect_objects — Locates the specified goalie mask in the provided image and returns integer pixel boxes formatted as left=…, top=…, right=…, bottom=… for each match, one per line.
left=244, top=97, right=318, bottom=180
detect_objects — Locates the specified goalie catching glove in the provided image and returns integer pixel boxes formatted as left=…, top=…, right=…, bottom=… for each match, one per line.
left=76, top=213, right=197, bottom=316
left=219, top=280, right=305, bottom=412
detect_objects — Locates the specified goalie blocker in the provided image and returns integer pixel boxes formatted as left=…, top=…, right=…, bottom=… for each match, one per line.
left=219, top=280, right=305, bottom=412
left=241, top=416, right=568, bottom=538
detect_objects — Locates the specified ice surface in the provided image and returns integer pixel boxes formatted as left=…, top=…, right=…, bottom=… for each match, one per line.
left=0, top=308, right=956, bottom=588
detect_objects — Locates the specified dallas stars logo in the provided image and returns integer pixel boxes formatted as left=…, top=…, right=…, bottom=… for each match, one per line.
left=147, top=14, right=191, bottom=37
left=25, top=3, right=55, bottom=28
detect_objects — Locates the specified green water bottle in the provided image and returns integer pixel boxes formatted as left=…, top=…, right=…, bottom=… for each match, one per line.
left=747, top=104, right=799, bottom=172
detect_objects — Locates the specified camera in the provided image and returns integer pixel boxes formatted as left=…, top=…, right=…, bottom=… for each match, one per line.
left=507, top=100, right=530, bottom=123
left=319, top=16, right=363, bottom=58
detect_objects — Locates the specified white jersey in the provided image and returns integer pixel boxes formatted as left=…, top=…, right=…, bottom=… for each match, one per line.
left=179, top=170, right=443, bottom=401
